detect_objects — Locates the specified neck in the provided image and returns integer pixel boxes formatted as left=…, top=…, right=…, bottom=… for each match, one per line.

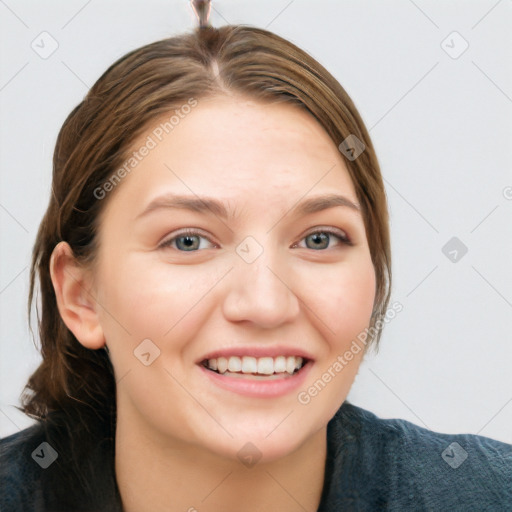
left=115, top=412, right=327, bottom=512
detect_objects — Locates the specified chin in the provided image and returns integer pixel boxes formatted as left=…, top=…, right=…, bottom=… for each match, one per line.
left=194, top=412, right=324, bottom=466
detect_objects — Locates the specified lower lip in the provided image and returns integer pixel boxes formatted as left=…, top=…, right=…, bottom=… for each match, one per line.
left=198, top=361, right=313, bottom=398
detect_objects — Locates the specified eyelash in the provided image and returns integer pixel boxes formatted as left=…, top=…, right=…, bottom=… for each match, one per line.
left=294, top=228, right=353, bottom=248
left=158, top=227, right=353, bottom=251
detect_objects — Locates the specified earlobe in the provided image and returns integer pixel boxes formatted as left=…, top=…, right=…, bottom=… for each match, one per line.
left=50, top=241, right=106, bottom=350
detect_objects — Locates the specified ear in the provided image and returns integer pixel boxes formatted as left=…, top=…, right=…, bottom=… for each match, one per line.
left=49, top=241, right=106, bottom=350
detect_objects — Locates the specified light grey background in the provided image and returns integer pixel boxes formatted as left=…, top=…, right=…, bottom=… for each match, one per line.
left=1, top=1, right=511, bottom=443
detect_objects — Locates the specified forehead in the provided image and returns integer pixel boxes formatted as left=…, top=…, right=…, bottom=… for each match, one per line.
left=106, top=95, right=358, bottom=219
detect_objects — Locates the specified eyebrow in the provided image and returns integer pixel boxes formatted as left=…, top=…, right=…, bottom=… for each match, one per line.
left=136, top=192, right=361, bottom=221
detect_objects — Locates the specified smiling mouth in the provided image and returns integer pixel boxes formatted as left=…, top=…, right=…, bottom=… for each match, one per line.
left=201, top=355, right=307, bottom=379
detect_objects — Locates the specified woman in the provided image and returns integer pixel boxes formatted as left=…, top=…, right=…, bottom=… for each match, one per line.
left=0, top=23, right=510, bottom=512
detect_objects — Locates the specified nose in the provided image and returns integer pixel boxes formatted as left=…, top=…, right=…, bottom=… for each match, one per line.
left=222, top=245, right=300, bottom=329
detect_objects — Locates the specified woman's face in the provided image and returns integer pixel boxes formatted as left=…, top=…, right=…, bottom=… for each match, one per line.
left=92, top=95, right=376, bottom=462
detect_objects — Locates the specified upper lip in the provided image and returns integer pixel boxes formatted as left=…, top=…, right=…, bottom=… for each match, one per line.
left=196, top=346, right=314, bottom=364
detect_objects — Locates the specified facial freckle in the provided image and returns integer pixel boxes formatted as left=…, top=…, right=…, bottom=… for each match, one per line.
left=92, top=96, right=376, bottom=475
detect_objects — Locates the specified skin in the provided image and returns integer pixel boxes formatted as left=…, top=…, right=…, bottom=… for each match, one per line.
left=51, top=95, right=376, bottom=512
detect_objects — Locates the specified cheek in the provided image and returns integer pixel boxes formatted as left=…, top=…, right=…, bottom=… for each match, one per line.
left=97, top=243, right=376, bottom=357
left=96, top=252, right=221, bottom=348
left=305, top=256, right=376, bottom=347
left=296, top=258, right=375, bottom=419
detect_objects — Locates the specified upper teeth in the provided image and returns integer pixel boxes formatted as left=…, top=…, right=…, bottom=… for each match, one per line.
left=207, top=356, right=304, bottom=375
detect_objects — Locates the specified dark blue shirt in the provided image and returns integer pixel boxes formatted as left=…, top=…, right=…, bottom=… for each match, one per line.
left=1, top=401, right=511, bottom=511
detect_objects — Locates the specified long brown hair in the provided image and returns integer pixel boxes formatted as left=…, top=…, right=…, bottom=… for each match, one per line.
left=23, top=25, right=391, bottom=440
